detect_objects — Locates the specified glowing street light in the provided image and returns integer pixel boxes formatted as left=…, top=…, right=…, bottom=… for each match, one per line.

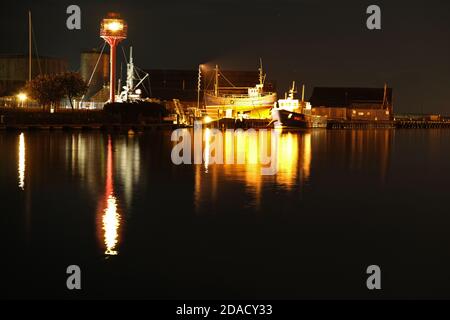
left=100, top=13, right=128, bottom=103
left=17, top=92, right=27, bottom=107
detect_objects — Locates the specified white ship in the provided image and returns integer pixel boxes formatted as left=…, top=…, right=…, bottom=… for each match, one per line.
left=116, top=47, right=149, bottom=102
left=271, top=82, right=327, bottom=129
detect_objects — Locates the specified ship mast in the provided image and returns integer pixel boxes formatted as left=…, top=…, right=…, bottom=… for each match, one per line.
left=382, top=82, right=388, bottom=108
left=301, top=84, right=305, bottom=103
left=289, top=81, right=296, bottom=99
left=214, top=64, right=219, bottom=97
left=258, top=58, right=265, bottom=86
left=126, top=46, right=135, bottom=92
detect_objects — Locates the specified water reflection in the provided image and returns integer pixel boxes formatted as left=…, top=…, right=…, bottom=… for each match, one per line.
left=195, top=129, right=311, bottom=212
left=62, top=133, right=142, bottom=256
left=68, top=134, right=105, bottom=196
left=276, top=132, right=299, bottom=186
left=98, top=137, right=121, bottom=256
left=18, top=133, right=25, bottom=190
left=117, top=135, right=141, bottom=210
left=345, top=129, right=393, bottom=182
left=302, top=133, right=311, bottom=181
left=204, top=128, right=211, bottom=173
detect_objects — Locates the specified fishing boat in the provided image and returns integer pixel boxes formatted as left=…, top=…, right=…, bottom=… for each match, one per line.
left=204, top=61, right=277, bottom=120
left=271, top=82, right=327, bottom=129
left=116, top=46, right=150, bottom=103
left=103, top=46, right=168, bottom=120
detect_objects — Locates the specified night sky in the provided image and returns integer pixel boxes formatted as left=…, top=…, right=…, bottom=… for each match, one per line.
left=2, top=0, right=450, bottom=114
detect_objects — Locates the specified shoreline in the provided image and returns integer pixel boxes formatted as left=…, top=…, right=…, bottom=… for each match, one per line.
left=2, top=108, right=450, bottom=131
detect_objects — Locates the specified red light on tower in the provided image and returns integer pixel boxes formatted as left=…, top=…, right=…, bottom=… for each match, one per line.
left=100, top=13, right=127, bottom=103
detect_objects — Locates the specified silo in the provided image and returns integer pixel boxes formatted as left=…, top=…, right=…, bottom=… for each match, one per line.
left=80, top=49, right=109, bottom=100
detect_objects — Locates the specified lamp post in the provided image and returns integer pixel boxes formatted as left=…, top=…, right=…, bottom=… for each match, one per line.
left=100, top=13, right=127, bottom=103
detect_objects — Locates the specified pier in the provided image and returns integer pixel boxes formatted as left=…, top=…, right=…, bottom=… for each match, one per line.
left=0, top=108, right=181, bottom=132
left=0, top=123, right=181, bottom=132
left=327, top=120, right=394, bottom=129
left=394, top=120, right=450, bottom=129
left=205, top=118, right=271, bottom=129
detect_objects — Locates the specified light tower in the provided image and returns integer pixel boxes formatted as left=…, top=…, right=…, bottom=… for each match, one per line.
left=100, top=13, right=127, bottom=103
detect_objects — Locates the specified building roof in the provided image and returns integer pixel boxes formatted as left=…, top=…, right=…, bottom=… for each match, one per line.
left=309, top=87, right=392, bottom=108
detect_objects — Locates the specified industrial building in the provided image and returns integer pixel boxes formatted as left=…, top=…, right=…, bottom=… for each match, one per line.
left=310, top=87, right=393, bottom=121
left=0, top=54, right=67, bottom=97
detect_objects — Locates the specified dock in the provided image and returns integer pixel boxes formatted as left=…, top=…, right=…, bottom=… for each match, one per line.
left=327, top=120, right=394, bottom=129
left=205, top=118, right=271, bottom=129
left=0, top=123, right=181, bottom=132
left=394, top=120, right=450, bottom=129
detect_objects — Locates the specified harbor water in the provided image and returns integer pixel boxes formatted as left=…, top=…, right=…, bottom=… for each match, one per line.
left=2, top=129, right=450, bottom=299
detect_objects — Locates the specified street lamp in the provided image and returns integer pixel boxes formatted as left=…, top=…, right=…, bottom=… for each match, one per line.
left=100, top=13, right=127, bottom=103
left=17, top=92, right=27, bottom=107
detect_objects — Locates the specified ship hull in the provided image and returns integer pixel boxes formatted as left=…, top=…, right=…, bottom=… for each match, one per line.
left=272, top=109, right=327, bottom=129
left=204, top=92, right=277, bottom=119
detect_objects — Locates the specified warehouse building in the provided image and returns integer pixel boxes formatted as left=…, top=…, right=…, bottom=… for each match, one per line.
left=309, top=86, right=393, bottom=121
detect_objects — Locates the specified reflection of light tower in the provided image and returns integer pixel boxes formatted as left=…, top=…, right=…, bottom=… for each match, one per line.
left=100, top=13, right=127, bottom=103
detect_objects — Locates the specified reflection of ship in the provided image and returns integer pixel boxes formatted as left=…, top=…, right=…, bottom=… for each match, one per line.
left=204, top=60, right=277, bottom=120
left=196, top=129, right=312, bottom=213
left=271, top=82, right=327, bottom=129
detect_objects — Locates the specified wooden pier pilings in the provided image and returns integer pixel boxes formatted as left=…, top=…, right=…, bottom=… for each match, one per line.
left=327, top=120, right=394, bottom=129
left=206, top=118, right=272, bottom=130
left=327, top=120, right=450, bottom=129
left=394, top=120, right=450, bottom=129
left=0, top=123, right=182, bottom=132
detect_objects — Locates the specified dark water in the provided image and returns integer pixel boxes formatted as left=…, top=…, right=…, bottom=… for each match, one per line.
left=1, top=129, right=450, bottom=299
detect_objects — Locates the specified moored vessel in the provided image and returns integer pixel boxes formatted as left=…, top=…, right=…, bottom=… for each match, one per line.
left=271, top=82, right=327, bottom=129
left=204, top=61, right=277, bottom=120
